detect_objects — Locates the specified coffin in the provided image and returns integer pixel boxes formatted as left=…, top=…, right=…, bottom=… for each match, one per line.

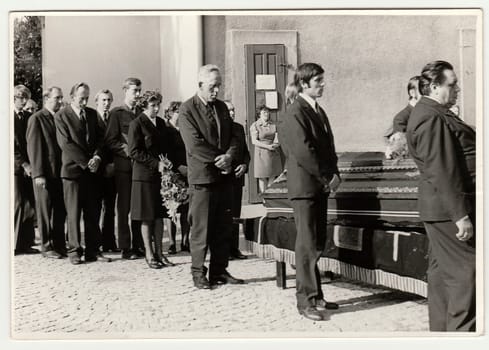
left=243, top=152, right=429, bottom=296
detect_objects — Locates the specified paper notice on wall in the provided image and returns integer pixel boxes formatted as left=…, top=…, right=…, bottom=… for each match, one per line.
left=265, top=91, right=278, bottom=109
left=255, top=75, right=276, bottom=90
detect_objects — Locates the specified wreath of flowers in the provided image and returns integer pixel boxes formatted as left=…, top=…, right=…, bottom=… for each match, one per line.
left=158, top=155, right=189, bottom=223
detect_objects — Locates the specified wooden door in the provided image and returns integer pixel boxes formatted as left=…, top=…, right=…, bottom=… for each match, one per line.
left=245, top=44, right=287, bottom=203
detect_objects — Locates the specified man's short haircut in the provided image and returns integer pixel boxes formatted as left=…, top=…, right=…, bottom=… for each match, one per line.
left=123, top=77, right=142, bottom=90
left=419, top=60, right=454, bottom=96
left=198, top=64, right=220, bottom=86
left=42, top=86, right=62, bottom=100
left=293, top=63, right=325, bottom=93
left=406, top=76, right=420, bottom=100
left=14, top=85, right=31, bottom=99
left=138, top=90, right=162, bottom=110
left=95, top=89, right=113, bottom=102
left=69, top=82, right=90, bottom=97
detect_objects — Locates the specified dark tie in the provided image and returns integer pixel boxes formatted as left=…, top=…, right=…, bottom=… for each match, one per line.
left=316, top=103, right=329, bottom=134
left=103, top=111, right=108, bottom=124
left=80, top=109, right=89, bottom=142
left=206, top=102, right=220, bottom=145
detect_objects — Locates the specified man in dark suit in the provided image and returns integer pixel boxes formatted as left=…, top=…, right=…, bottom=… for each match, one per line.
left=13, top=84, right=38, bottom=255
left=54, top=82, right=111, bottom=265
left=224, top=100, right=250, bottom=260
left=26, top=86, right=66, bottom=259
left=179, top=64, right=244, bottom=289
left=406, top=60, right=476, bottom=332
left=95, top=89, right=119, bottom=253
left=105, top=78, right=144, bottom=260
left=280, top=63, right=341, bottom=321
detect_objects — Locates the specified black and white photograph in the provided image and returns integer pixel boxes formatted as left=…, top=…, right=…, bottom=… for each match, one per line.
left=2, top=0, right=487, bottom=346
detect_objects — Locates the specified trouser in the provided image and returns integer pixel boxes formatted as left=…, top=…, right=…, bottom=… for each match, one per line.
left=291, top=194, right=328, bottom=310
left=230, top=181, right=243, bottom=252
left=32, top=177, right=66, bottom=253
left=99, top=175, right=117, bottom=249
left=188, top=181, right=233, bottom=278
left=62, top=173, right=103, bottom=257
left=424, top=216, right=476, bottom=332
left=114, top=171, right=142, bottom=250
left=14, top=174, right=36, bottom=250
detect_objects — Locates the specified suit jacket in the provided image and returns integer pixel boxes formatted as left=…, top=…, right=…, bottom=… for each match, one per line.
left=105, top=105, right=140, bottom=173
left=14, top=110, right=31, bottom=176
left=179, top=95, right=239, bottom=185
left=279, top=96, right=339, bottom=199
left=232, top=121, right=251, bottom=187
left=167, top=124, right=187, bottom=167
left=392, top=104, right=413, bottom=134
left=406, top=96, right=475, bottom=222
left=26, top=108, right=62, bottom=179
left=128, top=113, right=178, bottom=183
left=54, top=105, right=104, bottom=179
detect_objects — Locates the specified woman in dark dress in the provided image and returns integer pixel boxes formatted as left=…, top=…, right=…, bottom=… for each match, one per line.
left=163, top=101, right=190, bottom=255
left=128, top=91, right=177, bottom=269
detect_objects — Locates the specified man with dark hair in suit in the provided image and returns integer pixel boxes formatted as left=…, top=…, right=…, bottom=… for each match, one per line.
left=13, top=84, right=38, bottom=255
left=179, top=64, right=244, bottom=289
left=26, top=86, right=67, bottom=259
left=392, top=76, right=421, bottom=134
left=105, top=78, right=144, bottom=260
left=280, top=63, right=340, bottom=321
left=407, top=60, right=476, bottom=332
left=224, top=100, right=250, bottom=260
left=55, top=82, right=111, bottom=265
left=95, top=89, right=119, bottom=253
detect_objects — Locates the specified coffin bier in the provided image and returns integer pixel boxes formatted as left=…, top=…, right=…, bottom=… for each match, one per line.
left=243, top=152, right=428, bottom=297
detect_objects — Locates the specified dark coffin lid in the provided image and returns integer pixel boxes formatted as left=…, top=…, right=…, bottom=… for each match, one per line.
left=262, top=152, right=422, bottom=228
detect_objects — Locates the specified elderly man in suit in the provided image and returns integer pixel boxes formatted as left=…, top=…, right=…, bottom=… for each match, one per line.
left=224, top=100, right=250, bottom=260
left=95, top=89, right=118, bottom=253
left=55, top=82, right=111, bottom=265
left=13, top=84, right=38, bottom=255
left=26, top=87, right=67, bottom=258
left=280, top=63, right=341, bottom=321
left=179, top=64, right=244, bottom=289
left=105, top=78, right=144, bottom=260
left=406, top=60, right=476, bottom=332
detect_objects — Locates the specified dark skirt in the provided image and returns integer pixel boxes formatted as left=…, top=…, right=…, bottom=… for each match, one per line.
left=130, top=180, right=165, bottom=221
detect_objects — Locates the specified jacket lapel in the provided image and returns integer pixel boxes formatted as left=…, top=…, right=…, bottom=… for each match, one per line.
left=65, top=105, right=88, bottom=150
left=193, top=95, right=219, bottom=147
left=297, top=96, right=328, bottom=136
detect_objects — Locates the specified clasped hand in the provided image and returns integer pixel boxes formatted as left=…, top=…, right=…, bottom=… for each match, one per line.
left=214, top=154, right=232, bottom=174
left=455, top=215, right=474, bottom=242
left=88, top=157, right=101, bottom=173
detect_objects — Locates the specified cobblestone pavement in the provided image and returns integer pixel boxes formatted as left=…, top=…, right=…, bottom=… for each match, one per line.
left=12, top=242, right=429, bottom=338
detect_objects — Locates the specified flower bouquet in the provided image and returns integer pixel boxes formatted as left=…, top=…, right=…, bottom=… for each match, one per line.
left=158, top=155, right=189, bottom=223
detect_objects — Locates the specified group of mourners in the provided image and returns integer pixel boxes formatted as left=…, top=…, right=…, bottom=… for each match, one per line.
left=14, top=60, right=476, bottom=328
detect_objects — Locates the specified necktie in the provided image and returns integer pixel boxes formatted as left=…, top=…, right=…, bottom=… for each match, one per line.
left=80, top=109, right=89, bottom=142
left=315, top=103, right=329, bottom=134
left=206, top=102, right=220, bottom=146
left=103, top=111, right=108, bottom=124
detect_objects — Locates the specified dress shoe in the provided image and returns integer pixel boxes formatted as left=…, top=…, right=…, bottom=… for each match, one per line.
left=121, top=249, right=138, bottom=260
left=145, top=257, right=163, bottom=269
left=193, top=276, right=211, bottom=289
left=103, top=246, right=121, bottom=253
left=15, top=247, right=40, bottom=255
left=42, top=250, right=63, bottom=259
left=133, top=248, right=145, bottom=257
left=209, top=270, right=245, bottom=285
left=69, top=255, right=83, bottom=265
left=230, top=250, right=248, bottom=260
left=85, top=253, right=112, bottom=263
left=167, top=245, right=177, bottom=255
left=298, top=306, right=324, bottom=321
left=157, top=255, right=175, bottom=267
left=315, top=299, right=339, bottom=311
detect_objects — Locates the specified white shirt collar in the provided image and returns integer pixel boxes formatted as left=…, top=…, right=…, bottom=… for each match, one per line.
left=299, top=93, right=318, bottom=112
left=45, top=107, right=56, bottom=116
left=197, top=94, right=209, bottom=106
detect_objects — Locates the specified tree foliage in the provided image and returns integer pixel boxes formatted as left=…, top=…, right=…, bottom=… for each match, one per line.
left=14, top=16, right=43, bottom=106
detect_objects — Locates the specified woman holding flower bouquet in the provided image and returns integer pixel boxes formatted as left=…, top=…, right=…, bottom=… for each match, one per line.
left=128, top=91, right=178, bottom=269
